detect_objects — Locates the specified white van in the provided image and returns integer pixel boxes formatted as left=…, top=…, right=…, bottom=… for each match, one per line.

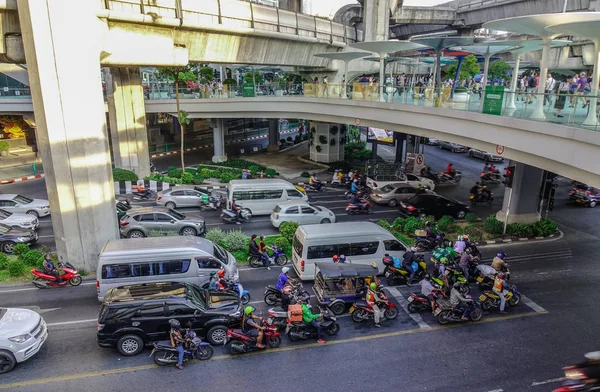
left=291, top=222, right=407, bottom=280
left=227, top=179, right=308, bottom=216
left=96, top=236, right=239, bottom=301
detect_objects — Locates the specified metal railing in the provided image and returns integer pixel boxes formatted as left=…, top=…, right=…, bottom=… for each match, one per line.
left=100, top=0, right=363, bottom=44
left=0, top=87, right=32, bottom=99
left=455, top=0, right=523, bottom=11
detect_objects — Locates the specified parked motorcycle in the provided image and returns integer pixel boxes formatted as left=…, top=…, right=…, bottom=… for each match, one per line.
left=346, top=200, right=372, bottom=215
left=32, top=262, right=82, bottom=288
left=435, top=298, right=483, bottom=325
left=150, top=329, right=213, bottom=365
left=221, top=208, right=252, bottom=224
left=132, top=188, right=155, bottom=201
left=286, top=305, right=340, bottom=341
left=263, top=281, right=310, bottom=306
left=226, top=318, right=281, bottom=355
left=479, top=285, right=521, bottom=311
left=382, top=254, right=427, bottom=286
left=248, top=245, right=288, bottom=268
left=350, top=292, right=399, bottom=322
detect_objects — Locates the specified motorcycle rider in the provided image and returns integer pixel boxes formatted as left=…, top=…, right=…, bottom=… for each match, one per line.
left=208, top=271, right=218, bottom=290
left=258, top=235, right=272, bottom=271
left=470, top=182, right=482, bottom=200
left=216, top=270, right=229, bottom=290
left=493, top=272, right=510, bottom=314
left=276, top=267, right=293, bottom=291
left=424, top=221, right=435, bottom=241
left=349, top=193, right=366, bottom=211
left=402, top=246, right=419, bottom=287
left=419, top=277, right=440, bottom=314
left=231, top=198, right=242, bottom=224
left=281, top=285, right=292, bottom=311
left=309, top=173, right=323, bottom=191
left=249, top=234, right=267, bottom=269
left=298, top=298, right=326, bottom=344
left=169, top=319, right=186, bottom=370
left=450, top=283, right=473, bottom=321
left=350, top=179, right=358, bottom=193
left=339, top=254, right=347, bottom=263
left=454, top=235, right=466, bottom=254
left=445, top=162, right=456, bottom=178
left=458, top=248, right=473, bottom=280
left=365, top=282, right=385, bottom=328
left=242, top=306, right=266, bottom=349
left=491, top=252, right=508, bottom=272
left=480, top=186, right=492, bottom=202
left=42, top=253, right=63, bottom=284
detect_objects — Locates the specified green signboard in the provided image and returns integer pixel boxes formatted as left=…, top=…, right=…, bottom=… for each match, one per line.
left=482, top=86, right=505, bottom=115
left=242, top=82, right=255, bottom=97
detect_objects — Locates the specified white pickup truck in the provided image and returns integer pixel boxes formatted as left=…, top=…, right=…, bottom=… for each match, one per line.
left=366, top=173, right=436, bottom=191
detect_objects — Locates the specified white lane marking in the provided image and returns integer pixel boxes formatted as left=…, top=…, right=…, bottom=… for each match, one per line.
left=486, top=389, right=504, bottom=392
left=37, top=235, right=55, bottom=238
left=47, top=318, right=97, bottom=327
left=206, top=219, right=271, bottom=227
left=19, top=306, right=61, bottom=314
left=389, top=287, right=430, bottom=329
left=520, top=295, right=547, bottom=313
left=0, top=281, right=95, bottom=294
left=531, top=377, right=566, bottom=386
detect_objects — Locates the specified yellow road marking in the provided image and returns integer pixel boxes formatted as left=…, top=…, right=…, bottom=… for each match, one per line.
left=0, top=311, right=547, bottom=389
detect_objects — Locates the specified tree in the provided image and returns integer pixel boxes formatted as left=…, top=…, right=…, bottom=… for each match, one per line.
left=243, top=71, right=264, bottom=85
left=488, top=60, right=511, bottom=82
left=158, top=65, right=197, bottom=172
left=445, top=54, right=480, bottom=82
left=198, top=66, right=215, bottom=84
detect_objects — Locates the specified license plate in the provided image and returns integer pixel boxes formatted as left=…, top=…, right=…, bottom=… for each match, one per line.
left=384, top=271, right=390, bottom=277
left=407, top=296, right=414, bottom=303
left=479, top=295, right=487, bottom=301
left=349, top=306, right=355, bottom=313
left=476, top=277, right=483, bottom=282
left=434, top=308, right=442, bottom=316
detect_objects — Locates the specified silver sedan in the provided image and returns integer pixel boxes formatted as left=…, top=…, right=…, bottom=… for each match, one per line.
left=0, top=209, right=39, bottom=230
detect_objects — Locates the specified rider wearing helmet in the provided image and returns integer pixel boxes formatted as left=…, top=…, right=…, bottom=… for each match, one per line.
left=339, top=254, right=347, bottom=263
left=450, top=283, right=472, bottom=321
left=458, top=247, right=473, bottom=280
left=453, top=235, right=466, bottom=254
left=401, top=246, right=419, bottom=287
left=298, top=297, right=326, bottom=344
left=216, top=270, right=228, bottom=290
left=42, top=253, right=63, bottom=284
left=365, top=282, right=385, bottom=328
left=309, top=173, right=322, bottom=191
left=276, top=267, right=292, bottom=291
left=242, top=306, right=266, bottom=349
left=332, top=255, right=339, bottom=263
left=281, top=285, right=293, bottom=311
left=208, top=271, right=218, bottom=291
left=491, top=252, right=507, bottom=272
left=493, top=272, right=509, bottom=314
left=462, top=234, right=471, bottom=249
left=351, top=179, right=358, bottom=193
left=169, top=319, right=186, bottom=370
left=424, top=221, right=434, bottom=240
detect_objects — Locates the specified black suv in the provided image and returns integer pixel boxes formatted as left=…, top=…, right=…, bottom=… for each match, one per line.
left=398, top=193, right=470, bottom=220
left=97, top=282, right=241, bottom=356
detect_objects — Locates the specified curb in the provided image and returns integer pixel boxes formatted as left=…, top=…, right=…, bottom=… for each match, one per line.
left=474, top=230, right=564, bottom=247
left=0, top=173, right=45, bottom=185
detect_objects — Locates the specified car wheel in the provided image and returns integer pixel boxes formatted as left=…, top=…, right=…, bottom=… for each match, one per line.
left=0, top=350, right=16, bottom=374
left=2, top=241, right=15, bottom=253
left=387, top=199, right=398, bottom=207
left=165, top=202, right=176, bottom=209
left=456, top=211, right=466, bottom=219
left=320, top=218, right=331, bottom=224
left=590, top=201, right=597, bottom=208
left=180, top=227, right=197, bottom=236
left=329, top=302, right=346, bottom=316
left=206, top=325, right=228, bottom=346
left=117, top=334, right=144, bottom=356
left=468, top=151, right=474, bottom=158
left=26, top=210, right=39, bottom=218
left=127, top=230, right=145, bottom=239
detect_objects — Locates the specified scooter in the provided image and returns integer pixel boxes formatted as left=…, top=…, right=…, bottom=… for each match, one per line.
left=415, top=232, right=447, bottom=251
left=470, top=192, right=494, bottom=205
left=330, top=170, right=346, bottom=187
left=479, top=284, right=521, bottom=311
left=221, top=208, right=252, bottom=224
left=132, top=188, right=155, bottom=201
left=226, top=318, right=281, bottom=355
left=227, top=280, right=251, bottom=305
left=31, top=262, right=82, bottom=288
left=200, top=195, right=224, bottom=212
left=150, top=329, right=213, bottom=365
left=264, top=282, right=310, bottom=306
left=304, top=182, right=326, bottom=193
left=437, top=171, right=462, bottom=185
left=249, top=245, right=288, bottom=268
left=346, top=200, right=372, bottom=215
left=435, top=298, right=483, bottom=325
left=350, top=291, right=399, bottom=322
left=382, top=254, right=427, bottom=286
left=285, top=306, right=340, bottom=341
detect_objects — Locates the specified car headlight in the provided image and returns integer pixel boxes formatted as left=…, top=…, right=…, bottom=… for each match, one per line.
left=8, top=334, right=31, bottom=343
left=40, top=206, right=49, bottom=209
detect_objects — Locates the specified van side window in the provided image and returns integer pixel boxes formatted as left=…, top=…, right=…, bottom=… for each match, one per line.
left=292, top=235, right=303, bottom=255
left=196, top=257, right=222, bottom=269
left=384, top=240, right=406, bottom=252
left=349, top=241, right=379, bottom=256
left=101, top=260, right=191, bottom=279
left=287, top=189, right=303, bottom=198
left=307, top=245, right=338, bottom=259
left=264, top=190, right=283, bottom=199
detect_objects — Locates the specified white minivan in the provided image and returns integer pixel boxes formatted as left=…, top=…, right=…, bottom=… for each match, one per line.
left=291, top=222, right=408, bottom=280
left=96, top=236, right=239, bottom=301
left=227, top=179, right=308, bottom=216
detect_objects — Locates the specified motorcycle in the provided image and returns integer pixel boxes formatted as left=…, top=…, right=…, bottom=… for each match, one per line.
left=345, top=188, right=370, bottom=200
left=330, top=170, right=347, bottom=187
left=435, top=298, right=483, bottom=325
left=346, top=200, right=372, bottom=215
left=285, top=305, right=340, bottom=341
left=304, top=182, right=326, bottom=193
left=553, top=354, right=600, bottom=392
left=248, top=245, right=288, bottom=268
left=227, top=280, right=251, bottom=305
left=470, top=191, right=494, bottom=205
left=150, top=329, right=213, bottom=365
left=32, top=262, right=82, bottom=288
left=200, top=195, right=224, bottom=212
left=480, top=171, right=501, bottom=185
left=407, top=291, right=446, bottom=313
left=476, top=264, right=511, bottom=290
left=221, top=208, right=252, bottom=224
left=437, top=171, right=462, bottom=185
left=479, top=285, right=521, bottom=311
left=264, top=281, right=310, bottom=306
left=226, top=318, right=281, bottom=355
left=350, top=291, right=399, bottom=322
left=415, top=232, right=447, bottom=251
left=430, top=268, right=470, bottom=295
left=382, top=254, right=427, bottom=286
left=132, top=188, right=155, bottom=201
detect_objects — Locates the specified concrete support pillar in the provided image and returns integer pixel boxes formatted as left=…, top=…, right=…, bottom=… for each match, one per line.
left=378, top=53, right=386, bottom=102
left=531, top=37, right=552, bottom=120
left=212, top=118, right=226, bottom=163
left=267, top=118, right=280, bottom=152
left=364, top=0, right=390, bottom=42
left=482, top=54, right=492, bottom=90
left=18, top=0, right=118, bottom=270
left=106, top=67, right=151, bottom=178
left=496, top=163, right=543, bottom=224
left=394, top=133, right=406, bottom=163
left=583, top=38, right=600, bottom=127
left=506, top=54, right=521, bottom=110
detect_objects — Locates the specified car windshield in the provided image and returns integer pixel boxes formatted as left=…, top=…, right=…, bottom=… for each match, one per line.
left=0, top=210, right=10, bottom=219
left=213, top=244, right=229, bottom=265
left=167, top=209, right=186, bottom=220
left=13, top=195, right=33, bottom=204
left=186, top=284, right=207, bottom=311
left=379, top=185, right=395, bottom=193
left=0, top=223, right=10, bottom=234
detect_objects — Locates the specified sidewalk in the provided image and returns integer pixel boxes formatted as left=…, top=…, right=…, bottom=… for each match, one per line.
left=0, top=163, right=44, bottom=184
left=244, top=142, right=328, bottom=180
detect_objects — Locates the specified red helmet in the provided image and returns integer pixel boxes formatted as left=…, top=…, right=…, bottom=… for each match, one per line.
left=218, top=270, right=225, bottom=277
left=283, top=286, right=292, bottom=295
left=332, top=255, right=339, bottom=261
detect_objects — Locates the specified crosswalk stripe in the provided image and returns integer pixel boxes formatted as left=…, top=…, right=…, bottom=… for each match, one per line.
left=520, top=295, right=548, bottom=313
left=388, top=287, right=431, bottom=329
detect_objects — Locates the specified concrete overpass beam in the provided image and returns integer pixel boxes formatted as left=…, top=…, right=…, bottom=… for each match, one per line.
left=496, top=163, right=543, bottom=225
left=364, top=0, right=390, bottom=41
left=106, top=67, right=151, bottom=178
left=391, top=7, right=456, bottom=25
left=18, top=0, right=118, bottom=271
left=267, top=118, right=279, bottom=152
left=212, top=118, right=226, bottom=163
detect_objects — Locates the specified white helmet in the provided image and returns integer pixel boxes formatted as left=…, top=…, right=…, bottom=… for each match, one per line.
left=282, top=267, right=290, bottom=274
left=410, top=246, right=418, bottom=252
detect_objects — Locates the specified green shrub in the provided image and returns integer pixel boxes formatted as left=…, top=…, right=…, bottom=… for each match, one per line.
left=437, top=216, right=455, bottom=232
left=377, top=220, right=391, bottom=230
left=465, top=213, right=479, bottom=223
left=185, top=168, right=197, bottom=176
left=205, top=228, right=226, bottom=245
left=12, top=244, right=30, bottom=256
left=223, top=230, right=247, bottom=251
left=273, top=236, right=290, bottom=251
left=20, top=250, right=44, bottom=267
left=279, top=221, right=299, bottom=243
left=7, top=259, right=26, bottom=277
left=294, top=135, right=301, bottom=144
left=447, top=224, right=458, bottom=233
left=249, top=165, right=261, bottom=174
left=0, top=141, right=8, bottom=152
left=300, top=171, right=310, bottom=178
left=192, top=175, right=205, bottom=184
left=394, top=232, right=415, bottom=246
left=423, top=215, right=436, bottom=225
left=286, top=136, right=293, bottom=142
left=506, top=223, right=534, bottom=238
left=403, top=217, right=423, bottom=235
left=319, top=135, right=327, bottom=144
left=181, top=172, right=194, bottom=184
left=113, top=168, right=138, bottom=182
left=483, top=214, right=503, bottom=235
left=219, top=173, right=236, bottom=183
left=265, top=168, right=277, bottom=177
left=168, top=167, right=183, bottom=179
left=392, top=217, right=406, bottom=231
left=0, top=253, right=9, bottom=270
left=464, top=224, right=483, bottom=241
left=532, top=219, right=558, bottom=237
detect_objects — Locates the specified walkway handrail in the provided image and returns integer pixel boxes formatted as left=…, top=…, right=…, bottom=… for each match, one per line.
left=99, top=0, right=363, bottom=44
left=455, top=0, right=522, bottom=11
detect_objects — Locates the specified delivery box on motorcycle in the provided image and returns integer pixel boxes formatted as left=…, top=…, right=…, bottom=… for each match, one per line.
left=288, top=304, right=303, bottom=322
left=415, top=230, right=427, bottom=237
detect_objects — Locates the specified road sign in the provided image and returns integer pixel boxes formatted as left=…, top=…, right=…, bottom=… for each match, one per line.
left=416, top=154, right=424, bottom=165
left=355, top=118, right=361, bottom=126
left=482, top=86, right=505, bottom=116
left=242, top=82, right=255, bottom=97
left=495, top=145, right=505, bottom=155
